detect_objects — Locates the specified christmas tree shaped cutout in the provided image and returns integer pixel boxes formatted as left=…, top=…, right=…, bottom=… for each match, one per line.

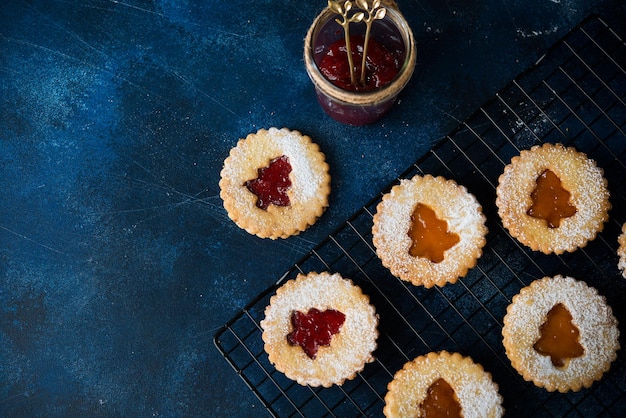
left=408, top=203, right=460, bottom=263
left=287, top=308, right=346, bottom=359
left=533, top=303, right=584, bottom=367
left=245, top=155, right=292, bottom=209
left=527, top=169, right=577, bottom=228
left=419, top=378, right=462, bottom=417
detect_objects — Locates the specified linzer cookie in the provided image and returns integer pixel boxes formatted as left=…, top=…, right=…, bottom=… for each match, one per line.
left=618, top=222, right=626, bottom=278
left=496, top=143, right=610, bottom=254
left=260, top=271, right=378, bottom=387
left=372, top=174, right=487, bottom=288
left=502, top=275, right=619, bottom=392
left=219, top=128, right=331, bottom=239
left=383, top=351, right=504, bottom=418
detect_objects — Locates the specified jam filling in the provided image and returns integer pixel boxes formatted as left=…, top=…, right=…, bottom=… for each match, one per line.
left=245, top=155, right=292, bottom=210
left=533, top=303, right=584, bottom=368
left=527, top=169, right=577, bottom=228
left=408, top=203, right=460, bottom=263
left=419, top=378, right=462, bottom=418
left=286, top=308, right=346, bottom=359
left=318, top=35, right=400, bottom=92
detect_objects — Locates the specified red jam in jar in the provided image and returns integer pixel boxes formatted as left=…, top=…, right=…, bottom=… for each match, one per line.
left=318, top=36, right=400, bottom=92
left=304, top=6, right=415, bottom=125
left=287, top=308, right=346, bottom=359
left=245, top=155, right=292, bottom=210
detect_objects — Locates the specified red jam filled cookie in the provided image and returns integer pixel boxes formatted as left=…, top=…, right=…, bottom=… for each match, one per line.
left=261, top=272, right=378, bottom=387
left=219, top=128, right=331, bottom=239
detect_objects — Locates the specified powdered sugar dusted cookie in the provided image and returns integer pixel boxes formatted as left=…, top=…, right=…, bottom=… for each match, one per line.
left=502, top=275, right=619, bottom=392
left=219, top=128, right=330, bottom=239
left=496, top=143, right=610, bottom=254
left=372, top=174, right=487, bottom=288
left=260, top=272, right=378, bottom=387
left=383, top=351, right=504, bottom=417
left=618, top=222, right=626, bottom=278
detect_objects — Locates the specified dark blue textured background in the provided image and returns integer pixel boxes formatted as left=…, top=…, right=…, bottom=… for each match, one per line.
left=1, top=0, right=625, bottom=416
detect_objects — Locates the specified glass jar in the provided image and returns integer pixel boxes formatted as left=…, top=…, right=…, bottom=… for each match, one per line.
left=304, top=3, right=416, bottom=125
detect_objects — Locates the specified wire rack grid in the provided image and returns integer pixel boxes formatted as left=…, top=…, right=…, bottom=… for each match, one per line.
left=215, top=15, right=626, bottom=417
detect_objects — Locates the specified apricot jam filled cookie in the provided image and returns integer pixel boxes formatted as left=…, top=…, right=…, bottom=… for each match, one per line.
left=219, top=128, right=331, bottom=239
left=496, top=143, right=610, bottom=254
left=260, top=272, right=378, bottom=387
left=383, top=351, right=504, bottom=418
left=502, top=275, right=619, bottom=392
left=618, top=222, right=626, bottom=278
left=372, top=174, right=487, bottom=288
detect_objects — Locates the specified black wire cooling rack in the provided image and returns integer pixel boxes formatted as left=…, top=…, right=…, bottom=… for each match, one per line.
left=215, top=15, right=626, bottom=417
